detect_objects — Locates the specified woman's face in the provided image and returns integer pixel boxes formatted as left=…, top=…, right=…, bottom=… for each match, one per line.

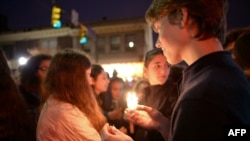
left=144, top=54, right=170, bottom=85
left=93, top=70, right=110, bottom=94
left=110, top=81, right=124, bottom=101
left=86, top=68, right=92, bottom=85
left=37, top=60, right=51, bottom=83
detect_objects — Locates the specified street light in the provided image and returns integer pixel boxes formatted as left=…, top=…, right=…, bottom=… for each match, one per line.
left=18, top=56, right=28, bottom=65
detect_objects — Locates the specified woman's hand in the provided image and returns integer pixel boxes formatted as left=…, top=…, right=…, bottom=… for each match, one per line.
left=101, top=123, right=133, bottom=141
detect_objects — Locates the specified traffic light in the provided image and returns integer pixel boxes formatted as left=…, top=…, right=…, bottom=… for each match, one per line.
left=79, top=25, right=88, bottom=44
left=51, top=6, right=62, bottom=28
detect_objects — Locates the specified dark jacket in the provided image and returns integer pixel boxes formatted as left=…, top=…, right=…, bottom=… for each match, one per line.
left=169, top=52, right=250, bottom=141
left=19, top=85, right=40, bottom=125
left=134, top=66, right=183, bottom=141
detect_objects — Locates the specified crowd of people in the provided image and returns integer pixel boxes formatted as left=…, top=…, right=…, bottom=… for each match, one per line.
left=1, top=0, right=250, bottom=141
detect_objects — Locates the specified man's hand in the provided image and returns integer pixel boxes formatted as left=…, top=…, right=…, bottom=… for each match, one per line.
left=124, top=105, right=170, bottom=140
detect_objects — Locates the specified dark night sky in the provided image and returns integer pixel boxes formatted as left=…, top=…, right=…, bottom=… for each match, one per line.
left=0, top=0, right=250, bottom=30
left=0, top=0, right=152, bottom=30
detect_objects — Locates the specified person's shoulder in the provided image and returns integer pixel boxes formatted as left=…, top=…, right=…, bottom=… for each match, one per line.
left=180, top=64, right=250, bottom=104
left=46, top=96, right=71, bottom=109
left=39, top=97, right=90, bottom=130
left=206, top=62, right=247, bottom=85
left=41, top=96, right=81, bottom=119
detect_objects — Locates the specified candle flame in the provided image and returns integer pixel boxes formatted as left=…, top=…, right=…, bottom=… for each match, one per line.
left=126, top=92, right=138, bottom=110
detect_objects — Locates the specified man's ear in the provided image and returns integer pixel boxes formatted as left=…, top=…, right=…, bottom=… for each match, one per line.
left=180, top=8, right=189, bottom=29
left=181, top=7, right=197, bottom=38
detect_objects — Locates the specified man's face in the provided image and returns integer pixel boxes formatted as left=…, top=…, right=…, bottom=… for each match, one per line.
left=153, top=16, right=189, bottom=65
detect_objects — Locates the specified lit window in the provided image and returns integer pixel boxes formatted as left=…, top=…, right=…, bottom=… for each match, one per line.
left=102, top=62, right=143, bottom=80
left=128, top=41, right=134, bottom=48
left=126, top=34, right=136, bottom=52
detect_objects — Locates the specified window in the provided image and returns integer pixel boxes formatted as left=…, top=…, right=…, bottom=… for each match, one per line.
left=40, top=38, right=57, bottom=55
left=110, top=35, right=121, bottom=52
left=97, top=36, right=106, bottom=53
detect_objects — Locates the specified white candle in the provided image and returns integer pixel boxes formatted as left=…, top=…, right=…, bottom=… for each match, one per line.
left=126, top=92, right=138, bottom=110
left=126, top=92, right=138, bottom=134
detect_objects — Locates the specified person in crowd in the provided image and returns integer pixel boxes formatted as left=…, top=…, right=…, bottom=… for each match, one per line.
left=90, top=64, right=110, bottom=106
left=19, top=53, right=52, bottom=125
left=233, top=33, right=250, bottom=82
left=103, top=0, right=250, bottom=141
left=0, top=49, right=36, bottom=140
left=37, top=48, right=132, bottom=141
left=90, top=64, right=123, bottom=131
left=133, top=79, right=150, bottom=102
left=37, top=49, right=106, bottom=140
left=109, top=78, right=125, bottom=102
left=129, top=48, right=182, bottom=141
left=90, top=64, right=130, bottom=135
left=104, top=77, right=130, bottom=134
left=90, top=64, right=121, bottom=124
left=223, top=26, right=250, bottom=54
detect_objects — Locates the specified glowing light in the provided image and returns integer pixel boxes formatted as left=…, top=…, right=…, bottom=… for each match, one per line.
left=127, top=76, right=133, bottom=82
left=128, top=41, right=134, bottom=48
left=53, top=20, right=62, bottom=28
left=80, top=36, right=88, bottom=44
left=102, top=62, right=143, bottom=80
left=127, top=91, right=138, bottom=134
left=18, top=57, right=28, bottom=65
left=126, top=92, right=138, bottom=110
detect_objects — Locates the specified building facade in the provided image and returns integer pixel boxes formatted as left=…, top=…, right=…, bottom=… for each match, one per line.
left=0, top=17, right=154, bottom=80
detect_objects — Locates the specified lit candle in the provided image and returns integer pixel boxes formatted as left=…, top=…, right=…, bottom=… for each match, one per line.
left=126, top=92, right=138, bottom=134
